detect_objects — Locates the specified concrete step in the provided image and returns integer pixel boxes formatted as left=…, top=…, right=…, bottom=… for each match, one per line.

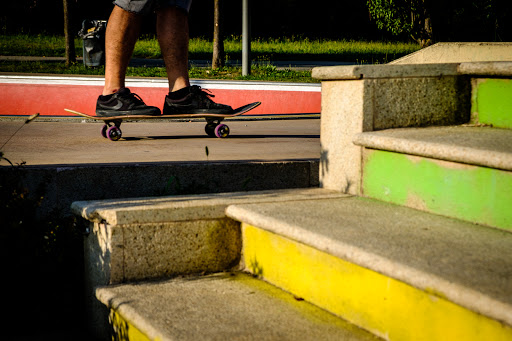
left=353, top=126, right=512, bottom=230
left=226, top=196, right=512, bottom=340
left=73, top=188, right=348, bottom=337
left=73, top=188, right=345, bottom=284
left=97, top=272, right=380, bottom=341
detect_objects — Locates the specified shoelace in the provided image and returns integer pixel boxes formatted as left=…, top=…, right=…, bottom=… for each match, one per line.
left=190, top=85, right=216, bottom=99
left=126, top=92, right=146, bottom=105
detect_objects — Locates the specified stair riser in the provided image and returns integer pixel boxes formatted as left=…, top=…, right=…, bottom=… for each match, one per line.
left=361, top=149, right=512, bottom=231
left=108, top=310, right=151, bottom=341
left=85, top=218, right=241, bottom=285
left=242, top=223, right=512, bottom=341
left=471, top=78, right=512, bottom=129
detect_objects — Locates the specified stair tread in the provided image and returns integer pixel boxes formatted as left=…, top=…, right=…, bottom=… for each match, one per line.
left=72, top=188, right=346, bottom=226
left=226, top=197, right=512, bottom=325
left=353, top=126, right=512, bottom=171
left=96, top=272, right=379, bottom=341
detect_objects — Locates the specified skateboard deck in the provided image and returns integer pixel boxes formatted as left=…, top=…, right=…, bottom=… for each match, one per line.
left=65, top=101, right=260, bottom=141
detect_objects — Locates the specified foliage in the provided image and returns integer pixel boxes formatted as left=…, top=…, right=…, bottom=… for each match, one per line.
left=0, top=34, right=421, bottom=82
left=367, top=0, right=512, bottom=45
left=367, top=0, right=433, bottom=47
left=367, top=0, right=414, bottom=37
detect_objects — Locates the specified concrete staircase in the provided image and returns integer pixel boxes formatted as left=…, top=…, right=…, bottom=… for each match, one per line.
left=73, top=59, right=512, bottom=340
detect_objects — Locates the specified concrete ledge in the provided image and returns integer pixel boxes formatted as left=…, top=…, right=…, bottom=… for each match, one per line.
left=77, top=188, right=345, bottom=287
left=459, top=62, right=512, bottom=77
left=312, top=61, right=512, bottom=81
left=353, top=126, right=512, bottom=171
left=96, top=272, right=378, bottom=341
left=312, top=60, right=512, bottom=194
left=316, top=72, right=469, bottom=194
left=72, top=188, right=344, bottom=226
left=390, top=42, right=512, bottom=65
left=4, top=160, right=318, bottom=219
left=77, top=188, right=345, bottom=284
left=226, top=197, right=512, bottom=338
left=77, top=188, right=346, bottom=338
left=312, top=63, right=459, bottom=80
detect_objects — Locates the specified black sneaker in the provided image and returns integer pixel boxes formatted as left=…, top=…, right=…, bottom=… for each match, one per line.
left=96, top=88, right=161, bottom=117
left=163, top=85, right=233, bottom=115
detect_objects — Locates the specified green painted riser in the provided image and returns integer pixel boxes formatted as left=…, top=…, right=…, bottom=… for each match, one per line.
left=472, top=78, right=512, bottom=129
left=362, top=150, right=512, bottom=231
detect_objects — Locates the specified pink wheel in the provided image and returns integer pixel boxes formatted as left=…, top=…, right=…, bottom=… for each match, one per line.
left=107, top=126, right=122, bottom=141
left=214, top=124, right=230, bottom=138
left=101, top=124, right=109, bottom=138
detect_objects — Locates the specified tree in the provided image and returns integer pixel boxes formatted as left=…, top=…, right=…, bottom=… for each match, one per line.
left=367, top=0, right=433, bottom=47
left=63, top=0, right=76, bottom=66
left=212, top=0, right=225, bottom=69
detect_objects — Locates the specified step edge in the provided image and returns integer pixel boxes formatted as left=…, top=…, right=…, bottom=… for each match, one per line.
left=353, top=130, right=512, bottom=171
left=96, top=272, right=381, bottom=341
left=226, top=204, right=512, bottom=326
left=71, top=188, right=346, bottom=226
left=96, top=286, right=170, bottom=341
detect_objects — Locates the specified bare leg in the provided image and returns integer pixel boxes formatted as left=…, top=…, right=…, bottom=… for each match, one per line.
left=103, top=6, right=143, bottom=95
left=156, top=7, right=190, bottom=93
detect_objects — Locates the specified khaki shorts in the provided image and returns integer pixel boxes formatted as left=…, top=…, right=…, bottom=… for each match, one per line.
left=113, top=0, right=192, bottom=15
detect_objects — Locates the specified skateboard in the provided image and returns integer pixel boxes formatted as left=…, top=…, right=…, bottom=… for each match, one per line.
left=65, top=102, right=261, bottom=141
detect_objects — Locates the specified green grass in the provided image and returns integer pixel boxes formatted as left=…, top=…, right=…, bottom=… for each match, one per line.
left=0, top=34, right=420, bottom=82
left=0, top=60, right=315, bottom=82
left=144, top=35, right=420, bottom=64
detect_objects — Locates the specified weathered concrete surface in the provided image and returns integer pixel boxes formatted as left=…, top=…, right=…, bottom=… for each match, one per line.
left=312, top=63, right=459, bottom=80
left=316, top=75, right=469, bottom=194
left=353, top=126, right=512, bottom=171
left=77, top=188, right=346, bottom=339
left=459, top=61, right=512, bottom=77
left=312, top=60, right=512, bottom=195
left=77, top=188, right=346, bottom=287
left=72, top=188, right=345, bottom=226
left=226, top=196, right=512, bottom=328
left=97, top=272, right=379, bottom=341
left=390, top=42, right=512, bottom=64
left=0, top=119, right=320, bottom=217
left=0, top=119, right=320, bottom=165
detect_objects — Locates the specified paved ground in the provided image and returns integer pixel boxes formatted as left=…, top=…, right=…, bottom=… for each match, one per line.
left=0, top=118, right=320, bottom=166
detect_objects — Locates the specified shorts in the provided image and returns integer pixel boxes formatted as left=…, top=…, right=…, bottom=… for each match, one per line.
left=113, top=0, right=192, bottom=15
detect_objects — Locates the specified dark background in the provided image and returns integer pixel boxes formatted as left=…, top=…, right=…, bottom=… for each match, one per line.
left=2, top=0, right=511, bottom=42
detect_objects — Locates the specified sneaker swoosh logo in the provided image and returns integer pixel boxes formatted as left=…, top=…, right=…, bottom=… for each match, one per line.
left=99, top=99, right=123, bottom=110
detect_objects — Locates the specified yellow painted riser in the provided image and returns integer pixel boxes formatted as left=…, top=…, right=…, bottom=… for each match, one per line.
left=242, top=224, right=512, bottom=341
left=109, top=309, right=161, bottom=341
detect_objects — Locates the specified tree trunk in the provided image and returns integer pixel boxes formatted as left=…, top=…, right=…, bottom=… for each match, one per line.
left=412, top=0, right=433, bottom=48
left=212, top=0, right=225, bottom=69
left=63, top=0, right=76, bottom=66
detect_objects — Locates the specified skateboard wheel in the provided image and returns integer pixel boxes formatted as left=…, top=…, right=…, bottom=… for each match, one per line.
left=205, top=123, right=217, bottom=137
left=107, top=126, right=122, bottom=141
left=101, top=124, right=109, bottom=138
left=214, top=124, right=230, bottom=138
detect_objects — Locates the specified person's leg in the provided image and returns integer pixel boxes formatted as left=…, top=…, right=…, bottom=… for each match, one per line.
left=157, top=3, right=232, bottom=115
left=156, top=6, right=190, bottom=93
left=96, top=2, right=160, bottom=116
left=103, top=5, right=143, bottom=95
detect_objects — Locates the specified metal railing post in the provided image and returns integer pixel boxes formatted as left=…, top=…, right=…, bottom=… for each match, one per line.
left=242, top=0, right=251, bottom=76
